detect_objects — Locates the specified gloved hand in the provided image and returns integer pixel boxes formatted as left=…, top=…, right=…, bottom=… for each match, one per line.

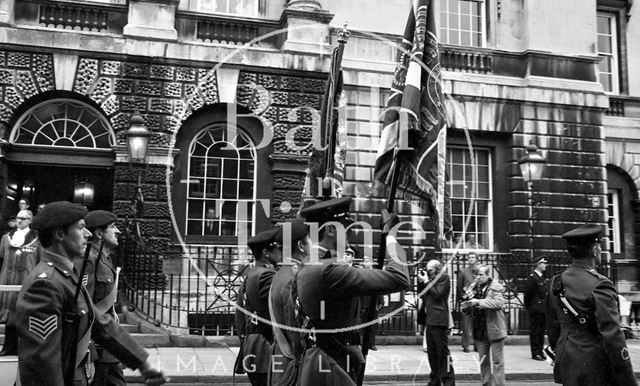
left=380, top=209, right=399, bottom=234
left=139, top=360, right=168, bottom=385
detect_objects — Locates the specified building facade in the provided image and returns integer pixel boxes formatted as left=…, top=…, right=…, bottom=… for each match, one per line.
left=0, top=0, right=638, bottom=334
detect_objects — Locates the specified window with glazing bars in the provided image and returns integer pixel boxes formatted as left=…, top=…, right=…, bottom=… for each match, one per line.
left=185, top=125, right=256, bottom=237
left=439, top=0, right=485, bottom=47
left=446, top=147, right=492, bottom=250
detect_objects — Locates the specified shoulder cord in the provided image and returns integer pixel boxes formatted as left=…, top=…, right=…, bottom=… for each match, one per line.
left=291, top=269, right=316, bottom=347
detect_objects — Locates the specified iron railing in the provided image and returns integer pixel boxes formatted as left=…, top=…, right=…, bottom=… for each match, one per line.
left=121, top=239, right=617, bottom=336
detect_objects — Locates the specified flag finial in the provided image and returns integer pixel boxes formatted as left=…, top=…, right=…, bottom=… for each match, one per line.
left=337, top=22, right=350, bottom=44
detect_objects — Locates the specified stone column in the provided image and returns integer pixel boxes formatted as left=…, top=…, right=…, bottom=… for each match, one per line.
left=123, top=0, right=179, bottom=40
left=0, top=0, right=15, bottom=26
left=287, top=0, right=322, bottom=11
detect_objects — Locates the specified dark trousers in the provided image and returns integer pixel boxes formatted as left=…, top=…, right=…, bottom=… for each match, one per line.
left=528, top=312, right=546, bottom=357
left=460, top=312, right=473, bottom=350
left=425, top=325, right=455, bottom=386
left=247, top=372, right=268, bottom=386
left=91, top=362, right=126, bottom=386
left=1, top=322, right=17, bottom=354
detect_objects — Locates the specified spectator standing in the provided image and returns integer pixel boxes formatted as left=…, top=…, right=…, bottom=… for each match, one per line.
left=456, top=253, right=478, bottom=352
left=462, top=265, right=506, bottom=386
left=0, top=209, right=39, bottom=356
left=418, top=259, right=455, bottom=386
left=523, top=256, right=548, bottom=361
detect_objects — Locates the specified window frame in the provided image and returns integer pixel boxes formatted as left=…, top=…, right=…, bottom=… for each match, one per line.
left=443, top=145, right=494, bottom=252
left=607, top=188, right=622, bottom=254
left=184, top=123, right=258, bottom=239
left=194, top=0, right=260, bottom=17
left=437, top=0, right=487, bottom=48
left=596, top=11, right=620, bottom=94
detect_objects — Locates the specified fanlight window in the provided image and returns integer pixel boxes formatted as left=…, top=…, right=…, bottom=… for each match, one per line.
left=11, top=99, right=115, bottom=149
left=186, top=124, right=256, bottom=237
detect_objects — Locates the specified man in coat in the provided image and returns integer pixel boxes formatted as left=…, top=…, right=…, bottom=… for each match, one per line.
left=418, top=259, right=455, bottom=386
left=294, top=197, right=410, bottom=385
left=523, top=256, right=548, bottom=361
left=268, top=220, right=310, bottom=386
left=462, top=265, right=506, bottom=386
left=235, top=227, right=282, bottom=386
left=456, top=253, right=477, bottom=352
left=546, top=225, right=636, bottom=386
left=14, top=201, right=166, bottom=386
left=76, top=210, right=126, bottom=386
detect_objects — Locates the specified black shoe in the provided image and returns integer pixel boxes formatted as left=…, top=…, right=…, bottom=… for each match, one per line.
left=462, top=347, right=470, bottom=353
left=533, top=355, right=546, bottom=361
left=0, top=350, right=16, bottom=356
left=370, top=346, right=378, bottom=351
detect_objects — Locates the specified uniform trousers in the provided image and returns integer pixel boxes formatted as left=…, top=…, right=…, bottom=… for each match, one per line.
left=91, top=362, right=126, bottom=386
left=475, top=338, right=505, bottom=386
left=460, top=313, right=473, bottom=350
left=247, top=372, right=268, bottom=386
left=528, top=312, right=545, bottom=357
left=425, top=325, right=455, bottom=386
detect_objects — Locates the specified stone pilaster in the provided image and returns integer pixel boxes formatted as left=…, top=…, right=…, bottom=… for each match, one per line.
left=0, top=0, right=14, bottom=26
left=123, top=0, right=178, bottom=40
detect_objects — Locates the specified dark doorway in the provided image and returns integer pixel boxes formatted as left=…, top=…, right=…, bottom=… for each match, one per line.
left=5, top=163, right=114, bottom=217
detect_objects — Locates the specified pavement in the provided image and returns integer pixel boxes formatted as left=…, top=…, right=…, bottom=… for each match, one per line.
left=3, top=341, right=640, bottom=384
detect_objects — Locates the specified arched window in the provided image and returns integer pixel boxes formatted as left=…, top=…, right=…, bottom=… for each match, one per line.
left=10, top=99, right=115, bottom=149
left=185, top=124, right=257, bottom=237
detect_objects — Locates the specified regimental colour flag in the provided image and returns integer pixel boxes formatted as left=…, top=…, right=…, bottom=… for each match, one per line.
left=373, top=0, right=451, bottom=244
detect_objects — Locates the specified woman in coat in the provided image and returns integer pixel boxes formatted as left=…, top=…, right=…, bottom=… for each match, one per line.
left=0, top=209, right=39, bottom=355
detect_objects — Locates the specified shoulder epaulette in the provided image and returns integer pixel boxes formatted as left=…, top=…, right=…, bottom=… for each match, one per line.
left=584, top=267, right=607, bottom=280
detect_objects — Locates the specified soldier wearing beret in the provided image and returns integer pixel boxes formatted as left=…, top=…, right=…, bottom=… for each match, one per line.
left=75, top=210, right=126, bottom=386
left=268, top=220, right=310, bottom=386
left=234, top=228, right=283, bottom=386
left=546, top=225, right=637, bottom=386
left=14, top=201, right=166, bottom=386
left=294, top=197, right=410, bottom=385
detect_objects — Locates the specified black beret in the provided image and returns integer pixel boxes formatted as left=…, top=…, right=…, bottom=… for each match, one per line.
left=562, top=225, right=604, bottom=245
left=248, top=228, right=280, bottom=257
left=85, top=210, right=117, bottom=230
left=299, top=196, right=353, bottom=225
left=31, top=201, right=88, bottom=232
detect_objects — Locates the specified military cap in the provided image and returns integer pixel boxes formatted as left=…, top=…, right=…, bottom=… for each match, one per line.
left=31, top=201, right=88, bottom=231
left=277, top=219, right=309, bottom=245
left=84, top=210, right=117, bottom=230
left=248, top=228, right=280, bottom=258
left=298, top=196, right=353, bottom=225
left=562, top=225, right=604, bottom=245
left=533, top=256, right=548, bottom=265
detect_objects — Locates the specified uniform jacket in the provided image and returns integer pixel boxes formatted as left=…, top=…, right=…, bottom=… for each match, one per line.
left=418, top=273, right=451, bottom=327
left=16, top=249, right=148, bottom=386
left=74, top=242, right=120, bottom=364
left=235, top=261, right=276, bottom=375
left=295, top=236, right=410, bottom=385
left=268, top=260, right=303, bottom=386
left=523, top=270, right=547, bottom=315
left=546, top=262, right=637, bottom=386
left=475, top=279, right=507, bottom=341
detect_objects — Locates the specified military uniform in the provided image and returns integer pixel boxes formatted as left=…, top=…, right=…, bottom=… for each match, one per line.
left=16, top=249, right=147, bottom=386
left=523, top=258, right=548, bottom=360
left=73, top=210, right=127, bottom=386
left=235, top=229, right=280, bottom=386
left=294, top=197, right=410, bottom=385
left=268, top=220, right=308, bottom=386
left=546, top=225, right=636, bottom=386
